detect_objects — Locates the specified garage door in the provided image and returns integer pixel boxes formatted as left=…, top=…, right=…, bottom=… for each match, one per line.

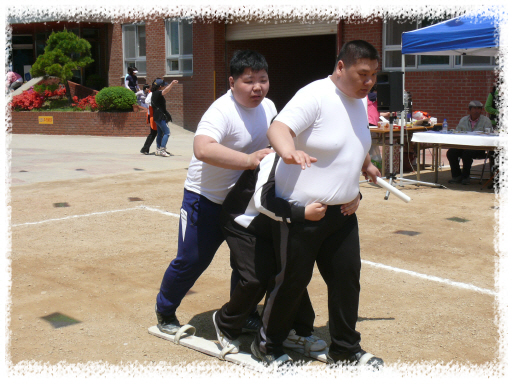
left=226, top=20, right=337, bottom=41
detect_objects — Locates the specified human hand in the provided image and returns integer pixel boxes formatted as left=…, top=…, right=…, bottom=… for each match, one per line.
left=246, top=148, right=275, bottom=169
left=362, top=162, right=381, bottom=183
left=340, top=194, right=360, bottom=216
left=305, top=203, right=327, bottom=221
left=281, top=150, right=317, bottom=170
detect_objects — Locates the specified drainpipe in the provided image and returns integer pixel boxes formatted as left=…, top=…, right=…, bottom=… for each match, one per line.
left=337, top=18, right=344, bottom=55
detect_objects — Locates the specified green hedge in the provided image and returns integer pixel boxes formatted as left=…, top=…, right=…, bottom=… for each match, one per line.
left=95, top=86, right=137, bottom=111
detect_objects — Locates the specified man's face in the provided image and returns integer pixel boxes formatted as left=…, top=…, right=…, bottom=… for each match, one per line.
left=469, top=107, right=482, bottom=120
left=229, top=68, right=269, bottom=108
left=333, top=58, right=379, bottom=99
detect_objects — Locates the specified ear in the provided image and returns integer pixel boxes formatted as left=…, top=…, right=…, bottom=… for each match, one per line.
left=229, top=76, right=235, bottom=90
left=336, top=60, right=344, bottom=75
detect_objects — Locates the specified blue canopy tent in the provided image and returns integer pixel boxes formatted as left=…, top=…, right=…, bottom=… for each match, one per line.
left=386, top=14, right=499, bottom=183
left=402, top=14, right=499, bottom=56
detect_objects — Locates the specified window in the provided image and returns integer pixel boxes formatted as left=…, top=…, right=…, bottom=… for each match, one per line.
left=122, top=23, right=146, bottom=75
left=383, top=18, right=496, bottom=71
left=165, top=19, right=193, bottom=75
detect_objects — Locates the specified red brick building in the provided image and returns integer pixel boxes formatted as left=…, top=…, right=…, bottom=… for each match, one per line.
left=10, top=15, right=497, bottom=132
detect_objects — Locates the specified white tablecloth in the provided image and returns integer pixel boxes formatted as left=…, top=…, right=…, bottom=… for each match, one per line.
left=411, top=131, right=503, bottom=147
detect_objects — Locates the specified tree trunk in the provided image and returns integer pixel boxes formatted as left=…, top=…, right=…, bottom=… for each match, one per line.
left=64, top=80, right=73, bottom=105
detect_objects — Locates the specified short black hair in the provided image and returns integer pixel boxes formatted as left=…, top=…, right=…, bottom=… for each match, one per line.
left=230, top=50, right=268, bottom=80
left=336, top=40, right=380, bottom=69
left=143, top=84, right=150, bottom=90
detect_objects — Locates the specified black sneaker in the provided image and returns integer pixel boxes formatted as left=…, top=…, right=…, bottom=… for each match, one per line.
left=448, top=175, right=463, bottom=184
left=250, top=339, right=292, bottom=366
left=155, top=305, right=181, bottom=335
left=327, top=349, right=384, bottom=369
left=461, top=177, right=471, bottom=185
left=140, top=149, right=149, bottom=155
left=242, top=310, right=261, bottom=333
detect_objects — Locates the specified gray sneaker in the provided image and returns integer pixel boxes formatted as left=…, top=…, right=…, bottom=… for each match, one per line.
left=462, top=177, right=471, bottom=185
left=155, top=305, right=181, bottom=335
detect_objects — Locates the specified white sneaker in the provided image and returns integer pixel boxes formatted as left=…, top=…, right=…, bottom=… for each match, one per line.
left=160, top=147, right=171, bottom=157
left=213, top=311, right=240, bottom=356
left=155, top=147, right=161, bottom=156
left=283, top=329, right=327, bottom=354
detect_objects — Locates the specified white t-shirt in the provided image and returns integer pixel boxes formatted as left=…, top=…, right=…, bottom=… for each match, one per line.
left=184, top=90, right=277, bottom=204
left=274, top=77, right=371, bottom=206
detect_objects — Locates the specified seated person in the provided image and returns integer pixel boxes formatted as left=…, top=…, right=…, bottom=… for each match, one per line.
left=447, top=100, right=493, bottom=185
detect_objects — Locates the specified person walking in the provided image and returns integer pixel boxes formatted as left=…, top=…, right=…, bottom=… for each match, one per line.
left=151, top=78, right=178, bottom=157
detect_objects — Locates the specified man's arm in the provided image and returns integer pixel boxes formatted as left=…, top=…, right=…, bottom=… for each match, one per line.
left=456, top=116, right=467, bottom=131
left=266, top=121, right=317, bottom=170
left=194, top=135, right=273, bottom=170
left=361, top=153, right=381, bottom=183
left=253, top=153, right=325, bottom=222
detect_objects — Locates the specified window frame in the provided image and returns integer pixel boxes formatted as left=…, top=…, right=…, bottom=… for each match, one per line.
left=164, top=18, right=193, bottom=76
left=122, top=23, right=147, bottom=76
left=383, top=18, right=496, bottom=71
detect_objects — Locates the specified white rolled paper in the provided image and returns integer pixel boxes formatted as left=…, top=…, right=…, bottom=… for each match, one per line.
left=375, top=177, right=411, bottom=203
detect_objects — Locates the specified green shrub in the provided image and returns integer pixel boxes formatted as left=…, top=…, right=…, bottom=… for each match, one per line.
left=85, top=74, right=106, bottom=91
left=95, top=86, right=137, bottom=111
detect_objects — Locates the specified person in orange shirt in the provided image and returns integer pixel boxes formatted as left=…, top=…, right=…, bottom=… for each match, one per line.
left=140, top=86, right=158, bottom=155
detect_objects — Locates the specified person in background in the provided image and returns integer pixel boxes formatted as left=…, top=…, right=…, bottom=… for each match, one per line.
left=6, top=71, right=23, bottom=92
left=484, top=85, right=499, bottom=190
left=367, top=86, right=390, bottom=172
left=151, top=78, right=178, bottom=157
left=137, top=84, right=151, bottom=108
left=484, top=85, right=499, bottom=128
left=125, top=67, right=140, bottom=93
left=367, top=86, right=390, bottom=127
left=447, top=100, right=493, bottom=185
left=140, top=85, right=157, bottom=155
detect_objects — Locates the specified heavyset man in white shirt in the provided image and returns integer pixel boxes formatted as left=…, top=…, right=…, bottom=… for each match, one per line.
left=250, top=40, right=384, bottom=368
left=155, top=51, right=274, bottom=334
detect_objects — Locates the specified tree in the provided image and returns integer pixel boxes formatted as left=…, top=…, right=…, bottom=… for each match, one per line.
left=30, top=30, right=94, bottom=104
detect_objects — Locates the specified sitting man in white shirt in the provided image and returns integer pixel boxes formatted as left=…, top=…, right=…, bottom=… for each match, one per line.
left=447, top=100, right=493, bottom=185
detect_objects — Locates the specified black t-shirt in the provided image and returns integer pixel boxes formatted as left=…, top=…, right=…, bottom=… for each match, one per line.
left=151, top=90, right=166, bottom=121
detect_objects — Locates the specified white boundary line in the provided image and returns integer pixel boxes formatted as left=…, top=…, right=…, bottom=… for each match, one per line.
left=11, top=205, right=496, bottom=296
left=11, top=206, right=142, bottom=227
left=362, top=259, right=496, bottom=296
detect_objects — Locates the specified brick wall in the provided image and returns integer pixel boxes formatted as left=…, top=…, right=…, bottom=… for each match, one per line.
left=67, top=81, right=99, bottom=99
left=11, top=111, right=148, bottom=136
left=103, top=17, right=496, bottom=134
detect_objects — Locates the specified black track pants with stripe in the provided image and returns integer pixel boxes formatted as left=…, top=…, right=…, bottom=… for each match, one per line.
left=256, top=206, right=362, bottom=356
left=216, top=216, right=315, bottom=341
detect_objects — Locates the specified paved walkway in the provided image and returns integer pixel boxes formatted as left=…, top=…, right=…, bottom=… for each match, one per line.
left=7, top=127, right=487, bottom=187
left=8, top=123, right=195, bottom=185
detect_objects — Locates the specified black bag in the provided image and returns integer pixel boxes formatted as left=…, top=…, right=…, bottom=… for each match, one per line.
left=153, top=105, right=172, bottom=123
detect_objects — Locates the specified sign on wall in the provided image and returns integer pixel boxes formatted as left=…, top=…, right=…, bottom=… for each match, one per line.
left=38, top=116, right=53, bottom=124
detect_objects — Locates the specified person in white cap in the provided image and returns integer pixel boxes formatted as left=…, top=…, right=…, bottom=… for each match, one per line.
left=447, top=100, right=493, bottom=185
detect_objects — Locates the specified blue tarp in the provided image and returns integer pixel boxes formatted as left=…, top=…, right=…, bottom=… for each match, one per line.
left=401, top=14, right=499, bottom=56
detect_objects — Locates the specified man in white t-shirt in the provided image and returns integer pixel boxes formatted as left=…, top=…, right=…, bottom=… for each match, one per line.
left=154, top=50, right=277, bottom=335
left=250, top=40, right=384, bottom=368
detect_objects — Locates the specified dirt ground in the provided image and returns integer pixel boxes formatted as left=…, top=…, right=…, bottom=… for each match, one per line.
left=7, top=161, right=502, bottom=376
